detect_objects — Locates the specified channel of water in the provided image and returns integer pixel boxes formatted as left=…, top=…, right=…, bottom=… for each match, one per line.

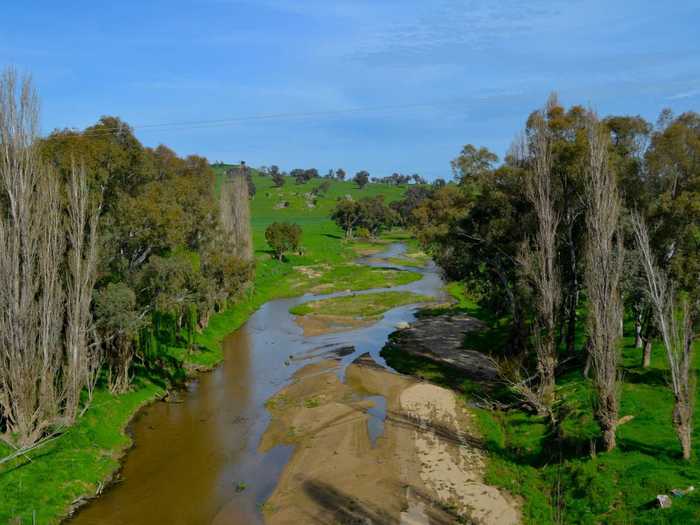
left=69, top=243, right=445, bottom=525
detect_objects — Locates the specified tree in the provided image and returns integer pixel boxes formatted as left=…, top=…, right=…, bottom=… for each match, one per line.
left=314, top=180, right=331, bottom=196
left=633, top=213, right=696, bottom=460
left=354, top=170, right=370, bottom=189
left=391, top=186, right=433, bottom=227
left=451, top=144, right=498, bottom=182
left=331, top=198, right=362, bottom=238
left=265, top=222, right=302, bottom=260
left=220, top=166, right=253, bottom=261
left=0, top=69, right=101, bottom=445
left=94, top=283, right=143, bottom=394
left=584, top=114, right=625, bottom=452
left=517, top=109, right=561, bottom=415
left=358, top=195, right=396, bottom=237
left=271, top=171, right=286, bottom=188
left=336, top=168, right=346, bottom=181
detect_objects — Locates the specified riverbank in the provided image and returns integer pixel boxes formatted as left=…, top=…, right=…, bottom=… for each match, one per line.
left=381, top=282, right=700, bottom=524
left=0, top=242, right=413, bottom=524
left=260, top=356, right=520, bottom=524
left=0, top=180, right=414, bottom=525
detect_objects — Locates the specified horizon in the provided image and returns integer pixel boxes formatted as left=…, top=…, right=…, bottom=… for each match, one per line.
left=3, top=0, right=699, bottom=180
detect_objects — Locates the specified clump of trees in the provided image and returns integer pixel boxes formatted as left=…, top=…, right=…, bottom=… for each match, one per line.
left=291, top=168, right=319, bottom=185
left=330, top=195, right=396, bottom=239
left=265, top=222, right=302, bottom=260
left=374, top=172, right=426, bottom=185
left=401, top=94, right=699, bottom=458
left=0, top=68, right=254, bottom=446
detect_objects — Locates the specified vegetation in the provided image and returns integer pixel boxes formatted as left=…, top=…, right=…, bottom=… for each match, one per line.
left=330, top=195, right=397, bottom=239
left=386, top=94, right=700, bottom=522
left=0, top=67, right=418, bottom=523
left=265, top=222, right=302, bottom=260
left=289, top=291, right=432, bottom=318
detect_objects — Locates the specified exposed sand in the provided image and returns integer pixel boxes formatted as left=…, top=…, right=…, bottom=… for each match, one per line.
left=260, top=359, right=520, bottom=524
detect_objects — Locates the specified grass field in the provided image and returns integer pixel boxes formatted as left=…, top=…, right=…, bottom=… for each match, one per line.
left=382, top=282, right=700, bottom=525
left=0, top=168, right=413, bottom=524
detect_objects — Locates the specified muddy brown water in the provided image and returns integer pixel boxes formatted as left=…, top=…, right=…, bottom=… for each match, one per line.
left=68, top=244, right=445, bottom=525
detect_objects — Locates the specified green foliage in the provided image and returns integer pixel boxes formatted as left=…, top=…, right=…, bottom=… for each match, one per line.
left=0, top=165, right=412, bottom=524
left=289, top=291, right=432, bottom=318
left=353, top=170, right=370, bottom=188
left=384, top=283, right=700, bottom=524
left=265, top=222, right=302, bottom=260
left=330, top=195, right=397, bottom=239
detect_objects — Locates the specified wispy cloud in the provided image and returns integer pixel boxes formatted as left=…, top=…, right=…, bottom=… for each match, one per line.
left=668, top=88, right=700, bottom=100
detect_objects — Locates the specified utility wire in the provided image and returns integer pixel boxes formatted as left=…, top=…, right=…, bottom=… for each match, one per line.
left=59, top=99, right=469, bottom=138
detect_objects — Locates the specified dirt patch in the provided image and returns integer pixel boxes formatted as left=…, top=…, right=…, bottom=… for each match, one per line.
left=294, top=264, right=329, bottom=280
left=260, top=359, right=520, bottom=524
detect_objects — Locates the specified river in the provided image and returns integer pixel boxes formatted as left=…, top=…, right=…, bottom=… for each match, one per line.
left=68, top=243, right=445, bottom=525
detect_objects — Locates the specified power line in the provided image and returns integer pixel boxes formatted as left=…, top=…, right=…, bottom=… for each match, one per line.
left=59, top=99, right=470, bottom=138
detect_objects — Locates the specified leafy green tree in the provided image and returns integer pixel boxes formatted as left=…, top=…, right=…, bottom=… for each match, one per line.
left=331, top=198, right=362, bottom=238
left=336, top=168, right=346, bottom=181
left=265, top=222, right=302, bottom=260
left=358, top=195, right=396, bottom=237
left=271, top=171, right=286, bottom=187
left=94, top=282, right=144, bottom=393
left=353, top=170, right=370, bottom=189
left=451, top=144, right=498, bottom=182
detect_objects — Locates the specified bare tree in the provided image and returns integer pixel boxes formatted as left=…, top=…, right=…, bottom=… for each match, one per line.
left=632, top=213, right=695, bottom=460
left=517, top=109, right=561, bottom=414
left=220, top=165, right=253, bottom=261
left=0, top=69, right=65, bottom=445
left=64, top=162, right=102, bottom=422
left=0, top=68, right=100, bottom=445
left=583, top=113, right=625, bottom=452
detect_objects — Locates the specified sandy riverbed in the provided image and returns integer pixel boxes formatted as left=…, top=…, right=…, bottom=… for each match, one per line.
left=260, top=358, right=520, bottom=524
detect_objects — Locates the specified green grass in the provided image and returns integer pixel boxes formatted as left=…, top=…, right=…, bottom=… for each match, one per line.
left=289, top=291, right=432, bottom=318
left=0, top=168, right=412, bottom=524
left=382, top=281, right=700, bottom=525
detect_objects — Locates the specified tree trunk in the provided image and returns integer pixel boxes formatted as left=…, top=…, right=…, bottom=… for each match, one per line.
left=642, top=338, right=652, bottom=368
left=566, top=293, right=578, bottom=353
left=634, top=310, right=643, bottom=348
left=602, top=425, right=617, bottom=452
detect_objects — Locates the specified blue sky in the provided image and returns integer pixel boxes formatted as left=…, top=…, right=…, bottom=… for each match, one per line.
left=3, top=1, right=699, bottom=179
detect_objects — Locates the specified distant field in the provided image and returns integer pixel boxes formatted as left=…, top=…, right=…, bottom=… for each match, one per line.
left=212, top=165, right=406, bottom=257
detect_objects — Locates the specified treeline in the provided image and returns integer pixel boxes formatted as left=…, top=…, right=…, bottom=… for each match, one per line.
left=331, top=195, right=397, bottom=239
left=396, top=94, right=699, bottom=459
left=0, top=70, right=253, bottom=446
left=258, top=164, right=429, bottom=189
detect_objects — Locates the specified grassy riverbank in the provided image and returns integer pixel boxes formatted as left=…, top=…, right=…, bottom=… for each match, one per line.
left=382, top=282, right=700, bottom=525
left=0, top=170, right=412, bottom=524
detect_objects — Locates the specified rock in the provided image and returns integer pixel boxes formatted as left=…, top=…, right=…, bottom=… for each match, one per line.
left=657, top=494, right=672, bottom=508
left=384, top=314, right=497, bottom=380
left=395, top=321, right=410, bottom=329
